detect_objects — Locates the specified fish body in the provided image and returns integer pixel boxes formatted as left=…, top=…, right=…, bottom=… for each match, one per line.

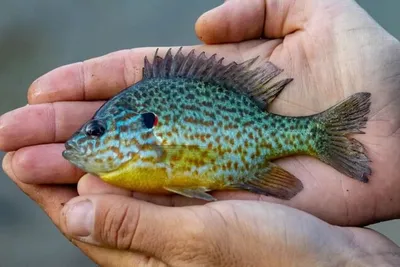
left=63, top=48, right=371, bottom=200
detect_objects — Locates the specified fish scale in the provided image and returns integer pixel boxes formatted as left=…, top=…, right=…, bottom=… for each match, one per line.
left=63, top=47, right=372, bottom=201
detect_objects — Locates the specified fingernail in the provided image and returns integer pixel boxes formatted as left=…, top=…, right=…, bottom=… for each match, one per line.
left=65, top=200, right=93, bottom=237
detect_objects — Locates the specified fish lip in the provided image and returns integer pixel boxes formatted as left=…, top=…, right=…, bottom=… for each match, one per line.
left=62, top=149, right=78, bottom=160
left=64, top=140, right=77, bottom=150
left=62, top=144, right=85, bottom=161
left=64, top=140, right=86, bottom=155
left=62, top=150, right=89, bottom=172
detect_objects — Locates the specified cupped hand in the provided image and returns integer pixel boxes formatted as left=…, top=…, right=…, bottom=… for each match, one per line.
left=54, top=190, right=398, bottom=266
left=1, top=0, right=400, bottom=264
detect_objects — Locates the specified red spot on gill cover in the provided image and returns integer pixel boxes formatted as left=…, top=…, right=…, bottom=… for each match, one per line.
left=154, top=114, right=159, bottom=126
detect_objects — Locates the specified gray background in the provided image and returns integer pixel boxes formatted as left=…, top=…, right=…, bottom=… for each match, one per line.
left=0, top=1, right=398, bottom=266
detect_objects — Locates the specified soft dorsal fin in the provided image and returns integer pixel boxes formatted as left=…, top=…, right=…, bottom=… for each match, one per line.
left=142, top=47, right=293, bottom=110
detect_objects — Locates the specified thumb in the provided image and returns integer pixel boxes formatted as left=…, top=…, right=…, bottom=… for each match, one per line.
left=195, top=0, right=265, bottom=44
left=195, top=0, right=329, bottom=44
left=59, top=194, right=207, bottom=262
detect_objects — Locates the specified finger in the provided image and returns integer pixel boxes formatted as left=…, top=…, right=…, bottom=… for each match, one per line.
left=2, top=153, right=162, bottom=267
left=3, top=144, right=82, bottom=184
left=28, top=46, right=203, bottom=104
left=195, top=0, right=265, bottom=44
left=2, top=152, right=78, bottom=219
left=77, top=174, right=132, bottom=196
left=195, top=0, right=311, bottom=44
left=27, top=45, right=248, bottom=104
left=60, top=194, right=207, bottom=262
left=0, top=101, right=103, bottom=152
left=73, top=243, right=168, bottom=267
left=28, top=50, right=134, bottom=104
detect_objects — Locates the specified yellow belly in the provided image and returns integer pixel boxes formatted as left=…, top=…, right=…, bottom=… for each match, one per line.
left=98, top=161, right=223, bottom=193
left=97, top=144, right=226, bottom=193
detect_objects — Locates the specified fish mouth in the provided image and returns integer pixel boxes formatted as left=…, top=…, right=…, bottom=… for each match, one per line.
left=65, top=140, right=79, bottom=150
left=62, top=149, right=78, bottom=160
left=62, top=141, right=85, bottom=160
left=62, top=147, right=88, bottom=171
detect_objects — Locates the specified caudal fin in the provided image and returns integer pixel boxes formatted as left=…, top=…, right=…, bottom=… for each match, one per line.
left=316, top=92, right=372, bottom=182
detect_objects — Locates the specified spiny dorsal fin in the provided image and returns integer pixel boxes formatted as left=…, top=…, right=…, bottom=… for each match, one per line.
left=142, top=47, right=293, bottom=110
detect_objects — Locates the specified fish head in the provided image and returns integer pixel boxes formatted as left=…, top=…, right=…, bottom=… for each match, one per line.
left=62, top=111, right=159, bottom=174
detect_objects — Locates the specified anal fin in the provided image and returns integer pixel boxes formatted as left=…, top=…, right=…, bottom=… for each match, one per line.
left=164, top=186, right=217, bottom=201
left=231, top=162, right=303, bottom=200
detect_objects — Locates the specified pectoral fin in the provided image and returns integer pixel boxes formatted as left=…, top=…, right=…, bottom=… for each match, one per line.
left=230, top=162, right=303, bottom=200
left=164, top=186, right=217, bottom=201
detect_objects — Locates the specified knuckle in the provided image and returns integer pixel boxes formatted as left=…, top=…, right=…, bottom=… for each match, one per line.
left=97, top=202, right=140, bottom=250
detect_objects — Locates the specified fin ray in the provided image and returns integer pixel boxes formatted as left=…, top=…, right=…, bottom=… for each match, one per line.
left=142, top=48, right=293, bottom=110
left=230, top=162, right=303, bottom=200
left=316, top=92, right=372, bottom=182
left=164, top=187, right=216, bottom=201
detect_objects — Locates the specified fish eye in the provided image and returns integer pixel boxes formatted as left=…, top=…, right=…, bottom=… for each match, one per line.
left=84, top=120, right=106, bottom=137
left=141, top=112, right=158, bottom=129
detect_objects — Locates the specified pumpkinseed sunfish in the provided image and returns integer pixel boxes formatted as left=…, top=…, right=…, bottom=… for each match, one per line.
left=62, top=48, right=371, bottom=201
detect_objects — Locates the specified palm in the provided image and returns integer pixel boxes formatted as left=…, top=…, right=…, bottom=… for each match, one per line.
left=256, top=6, right=400, bottom=225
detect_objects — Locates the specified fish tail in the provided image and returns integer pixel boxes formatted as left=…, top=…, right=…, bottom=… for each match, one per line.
left=315, top=92, right=372, bottom=182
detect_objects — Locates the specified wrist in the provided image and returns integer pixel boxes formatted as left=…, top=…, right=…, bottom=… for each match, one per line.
left=345, top=252, right=400, bottom=267
left=343, top=228, right=400, bottom=267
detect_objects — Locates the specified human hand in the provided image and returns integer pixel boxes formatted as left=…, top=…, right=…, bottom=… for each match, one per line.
left=193, top=0, right=400, bottom=224
left=47, top=188, right=400, bottom=266
left=1, top=0, right=400, bottom=264
left=2, top=0, right=399, bottom=224
left=4, top=178, right=399, bottom=267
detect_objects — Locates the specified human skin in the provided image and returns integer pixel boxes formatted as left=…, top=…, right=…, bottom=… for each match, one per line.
left=1, top=0, right=400, bottom=266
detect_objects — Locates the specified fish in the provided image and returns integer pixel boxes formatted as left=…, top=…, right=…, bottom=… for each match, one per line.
left=62, top=47, right=372, bottom=201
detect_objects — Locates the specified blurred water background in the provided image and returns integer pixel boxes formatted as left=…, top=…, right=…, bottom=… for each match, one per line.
left=0, top=1, right=398, bottom=266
